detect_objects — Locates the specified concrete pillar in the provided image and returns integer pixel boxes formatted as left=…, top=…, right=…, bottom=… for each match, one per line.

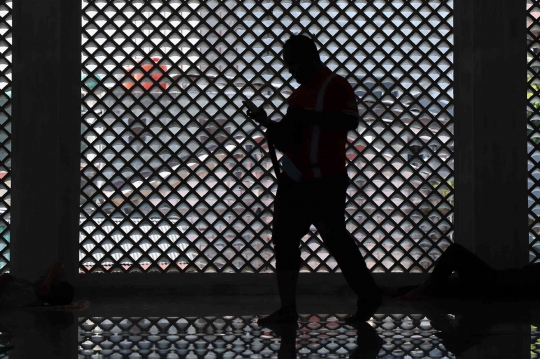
left=10, top=0, right=80, bottom=283
left=454, top=0, right=528, bottom=269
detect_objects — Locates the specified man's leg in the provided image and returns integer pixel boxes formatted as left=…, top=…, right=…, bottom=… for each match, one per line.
left=313, top=173, right=379, bottom=297
left=258, top=175, right=311, bottom=324
left=314, top=220, right=379, bottom=298
left=312, top=173, right=381, bottom=322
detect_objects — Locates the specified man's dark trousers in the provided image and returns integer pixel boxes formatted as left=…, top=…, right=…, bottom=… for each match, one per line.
left=271, top=171, right=379, bottom=308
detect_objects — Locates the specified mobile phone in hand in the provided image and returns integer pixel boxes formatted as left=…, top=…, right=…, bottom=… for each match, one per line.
left=243, top=100, right=260, bottom=114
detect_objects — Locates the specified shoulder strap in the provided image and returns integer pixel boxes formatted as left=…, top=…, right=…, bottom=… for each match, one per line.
left=267, top=72, right=337, bottom=181
left=315, top=73, right=336, bottom=113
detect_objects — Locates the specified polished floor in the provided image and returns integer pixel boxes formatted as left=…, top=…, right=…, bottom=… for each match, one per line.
left=0, top=293, right=539, bottom=358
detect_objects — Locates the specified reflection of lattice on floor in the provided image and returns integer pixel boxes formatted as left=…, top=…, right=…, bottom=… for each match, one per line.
left=0, top=345, right=14, bottom=357
left=0, top=333, right=11, bottom=348
left=533, top=325, right=540, bottom=358
left=77, top=313, right=456, bottom=358
left=80, top=0, right=455, bottom=274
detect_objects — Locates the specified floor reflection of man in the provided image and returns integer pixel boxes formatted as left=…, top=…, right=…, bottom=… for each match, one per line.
left=259, top=319, right=383, bottom=359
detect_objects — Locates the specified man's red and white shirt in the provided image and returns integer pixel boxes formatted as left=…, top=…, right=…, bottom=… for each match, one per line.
left=275, top=65, right=359, bottom=181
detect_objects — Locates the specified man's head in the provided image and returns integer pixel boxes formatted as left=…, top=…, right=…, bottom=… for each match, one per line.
left=282, top=34, right=323, bottom=84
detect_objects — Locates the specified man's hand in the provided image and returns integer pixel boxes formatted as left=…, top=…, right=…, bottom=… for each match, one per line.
left=246, top=107, right=270, bottom=127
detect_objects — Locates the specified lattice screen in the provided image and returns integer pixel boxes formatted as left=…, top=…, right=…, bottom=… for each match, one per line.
left=528, top=0, right=540, bottom=264
left=78, top=314, right=457, bottom=358
left=0, top=1, right=11, bottom=273
left=80, top=0, right=454, bottom=274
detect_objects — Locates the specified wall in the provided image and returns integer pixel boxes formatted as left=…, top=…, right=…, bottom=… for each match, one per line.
left=9, top=0, right=527, bottom=297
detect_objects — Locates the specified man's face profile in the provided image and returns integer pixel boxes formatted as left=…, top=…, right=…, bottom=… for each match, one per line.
left=283, top=45, right=318, bottom=85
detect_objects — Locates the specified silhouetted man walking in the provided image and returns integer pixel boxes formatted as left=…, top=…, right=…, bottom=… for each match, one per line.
left=247, top=34, right=382, bottom=324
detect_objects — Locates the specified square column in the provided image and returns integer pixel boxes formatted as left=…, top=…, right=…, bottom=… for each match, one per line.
left=454, top=0, right=528, bottom=269
left=10, top=0, right=80, bottom=283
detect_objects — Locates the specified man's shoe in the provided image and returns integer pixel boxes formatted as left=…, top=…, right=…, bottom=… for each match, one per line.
left=345, top=294, right=383, bottom=324
left=257, top=306, right=299, bottom=326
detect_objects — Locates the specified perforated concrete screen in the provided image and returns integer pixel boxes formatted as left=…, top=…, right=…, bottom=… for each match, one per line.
left=80, top=0, right=454, bottom=274
left=0, top=1, right=11, bottom=273
left=528, top=0, right=540, bottom=264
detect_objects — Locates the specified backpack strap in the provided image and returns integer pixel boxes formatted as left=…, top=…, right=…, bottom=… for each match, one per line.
left=310, top=73, right=336, bottom=178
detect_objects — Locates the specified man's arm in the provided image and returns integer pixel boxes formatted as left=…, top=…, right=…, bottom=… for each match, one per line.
left=244, top=107, right=301, bottom=151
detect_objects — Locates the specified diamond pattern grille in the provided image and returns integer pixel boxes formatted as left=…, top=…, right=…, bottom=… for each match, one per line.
left=0, top=1, right=11, bottom=274
left=78, top=314, right=457, bottom=358
left=534, top=325, right=540, bottom=357
left=528, top=0, right=540, bottom=264
left=80, top=0, right=454, bottom=274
